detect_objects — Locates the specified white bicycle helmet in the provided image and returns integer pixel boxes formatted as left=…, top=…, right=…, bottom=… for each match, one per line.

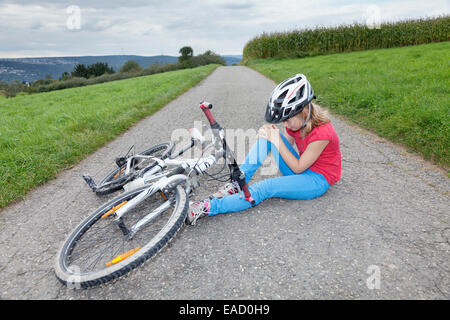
left=265, top=74, right=316, bottom=124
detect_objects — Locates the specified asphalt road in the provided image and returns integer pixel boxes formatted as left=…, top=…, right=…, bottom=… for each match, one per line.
left=0, top=66, right=448, bottom=299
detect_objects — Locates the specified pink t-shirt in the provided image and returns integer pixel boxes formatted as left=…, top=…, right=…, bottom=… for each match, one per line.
left=285, top=122, right=341, bottom=185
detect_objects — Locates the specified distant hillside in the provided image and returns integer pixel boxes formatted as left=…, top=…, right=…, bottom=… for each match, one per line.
left=222, top=55, right=242, bottom=65
left=0, top=55, right=177, bottom=83
left=0, top=54, right=242, bottom=83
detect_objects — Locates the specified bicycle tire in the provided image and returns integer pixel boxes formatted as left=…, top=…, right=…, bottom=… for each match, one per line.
left=94, top=142, right=172, bottom=196
left=55, top=184, right=188, bottom=288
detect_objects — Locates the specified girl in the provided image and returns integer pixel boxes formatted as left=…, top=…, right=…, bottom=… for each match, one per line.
left=187, top=74, right=341, bottom=225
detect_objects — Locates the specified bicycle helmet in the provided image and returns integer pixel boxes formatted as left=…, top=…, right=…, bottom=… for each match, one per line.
left=265, top=74, right=316, bottom=124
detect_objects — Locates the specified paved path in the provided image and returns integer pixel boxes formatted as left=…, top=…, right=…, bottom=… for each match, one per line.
left=0, top=66, right=448, bottom=299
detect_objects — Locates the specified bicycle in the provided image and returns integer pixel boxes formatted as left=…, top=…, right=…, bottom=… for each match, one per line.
left=54, top=101, right=255, bottom=288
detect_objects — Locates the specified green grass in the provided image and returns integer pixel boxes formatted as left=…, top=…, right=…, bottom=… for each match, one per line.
left=0, top=64, right=219, bottom=209
left=245, top=42, right=450, bottom=169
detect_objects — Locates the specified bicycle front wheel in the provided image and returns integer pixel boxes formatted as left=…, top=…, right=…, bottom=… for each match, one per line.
left=55, top=184, right=188, bottom=288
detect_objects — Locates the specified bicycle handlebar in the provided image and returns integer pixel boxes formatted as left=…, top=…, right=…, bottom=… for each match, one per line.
left=199, top=101, right=217, bottom=128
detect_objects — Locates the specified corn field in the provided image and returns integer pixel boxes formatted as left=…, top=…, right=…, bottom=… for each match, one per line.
left=243, top=16, right=449, bottom=61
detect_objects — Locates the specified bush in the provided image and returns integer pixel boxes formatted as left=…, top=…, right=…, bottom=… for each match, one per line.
left=142, top=50, right=226, bottom=75
left=0, top=80, right=29, bottom=97
left=120, top=60, right=143, bottom=73
left=31, top=78, right=55, bottom=87
left=35, top=77, right=86, bottom=92
left=191, top=50, right=227, bottom=66
left=141, top=63, right=162, bottom=76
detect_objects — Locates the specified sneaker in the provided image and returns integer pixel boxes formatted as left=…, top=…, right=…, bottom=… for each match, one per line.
left=210, top=182, right=239, bottom=199
left=186, top=200, right=210, bottom=225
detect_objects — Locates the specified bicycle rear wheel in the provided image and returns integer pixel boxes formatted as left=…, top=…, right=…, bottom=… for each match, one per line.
left=55, top=184, right=188, bottom=288
left=95, top=142, right=172, bottom=195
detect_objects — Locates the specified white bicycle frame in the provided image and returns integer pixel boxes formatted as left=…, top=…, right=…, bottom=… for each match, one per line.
left=113, top=128, right=224, bottom=239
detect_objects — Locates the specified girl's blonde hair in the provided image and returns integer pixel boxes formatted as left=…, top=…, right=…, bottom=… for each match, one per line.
left=300, top=102, right=331, bottom=138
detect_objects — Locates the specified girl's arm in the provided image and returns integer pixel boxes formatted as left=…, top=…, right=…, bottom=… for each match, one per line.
left=259, top=125, right=295, bottom=145
left=276, top=138, right=329, bottom=174
left=259, top=125, right=328, bottom=174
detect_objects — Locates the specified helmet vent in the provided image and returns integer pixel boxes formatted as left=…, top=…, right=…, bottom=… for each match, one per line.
left=274, top=89, right=289, bottom=108
left=279, top=89, right=288, bottom=99
left=283, top=107, right=292, bottom=118
left=298, top=85, right=305, bottom=99
left=280, top=79, right=295, bottom=90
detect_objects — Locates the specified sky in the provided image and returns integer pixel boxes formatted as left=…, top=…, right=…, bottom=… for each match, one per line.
left=0, top=0, right=448, bottom=58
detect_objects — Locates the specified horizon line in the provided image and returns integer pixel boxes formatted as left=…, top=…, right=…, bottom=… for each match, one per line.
left=0, top=53, right=244, bottom=59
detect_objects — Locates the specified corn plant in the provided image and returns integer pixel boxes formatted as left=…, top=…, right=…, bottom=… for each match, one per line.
left=243, top=16, right=449, bottom=61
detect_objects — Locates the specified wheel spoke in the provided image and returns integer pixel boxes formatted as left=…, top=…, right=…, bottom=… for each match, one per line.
left=65, top=188, right=176, bottom=274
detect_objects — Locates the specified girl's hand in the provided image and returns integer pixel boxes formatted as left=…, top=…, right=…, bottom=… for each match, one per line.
left=257, top=124, right=281, bottom=146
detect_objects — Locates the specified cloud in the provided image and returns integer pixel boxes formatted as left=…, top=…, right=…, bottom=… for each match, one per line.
left=0, top=3, right=64, bottom=30
left=0, top=0, right=448, bottom=58
left=220, top=1, right=254, bottom=10
left=0, top=0, right=155, bottom=9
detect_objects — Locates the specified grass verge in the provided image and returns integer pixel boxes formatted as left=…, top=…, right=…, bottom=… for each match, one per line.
left=0, top=64, right=219, bottom=209
left=245, top=42, right=449, bottom=171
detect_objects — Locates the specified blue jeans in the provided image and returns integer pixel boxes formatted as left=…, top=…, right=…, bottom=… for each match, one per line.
left=208, top=134, right=330, bottom=215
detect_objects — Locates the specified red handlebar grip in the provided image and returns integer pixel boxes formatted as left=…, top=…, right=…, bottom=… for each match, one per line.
left=199, top=101, right=216, bottom=125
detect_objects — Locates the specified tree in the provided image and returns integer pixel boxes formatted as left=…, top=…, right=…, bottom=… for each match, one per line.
left=87, top=62, right=115, bottom=77
left=71, top=62, right=114, bottom=78
left=178, top=46, right=193, bottom=62
left=120, top=60, right=143, bottom=73
left=71, top=64, right=88, bottom=78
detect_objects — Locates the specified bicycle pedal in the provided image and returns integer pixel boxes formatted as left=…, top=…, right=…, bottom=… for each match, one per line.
left=82, top=175, right=97, bottom=191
